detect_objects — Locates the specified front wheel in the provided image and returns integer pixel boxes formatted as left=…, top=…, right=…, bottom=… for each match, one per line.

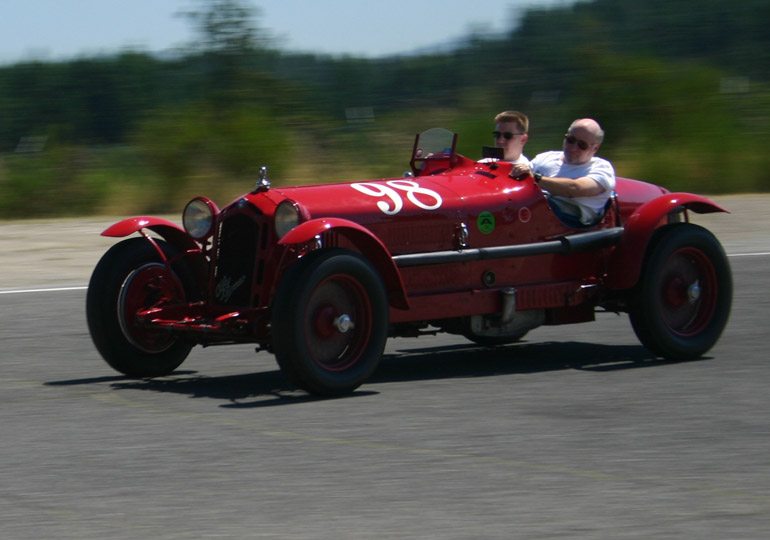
left=271, top=249, right=389, bottom=396
left=86, top=237, right=195, bottom=377
left=629, top=223, right=732, bottom=360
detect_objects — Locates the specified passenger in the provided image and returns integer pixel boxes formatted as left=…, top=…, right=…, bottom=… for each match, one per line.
left=511, top=118, right=615, bottom=226
left=491, top=110, right=530, bottom=165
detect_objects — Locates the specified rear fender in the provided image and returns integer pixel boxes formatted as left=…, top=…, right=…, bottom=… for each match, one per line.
left=102, top=217, right=207, bottom=287
left=606, top=193, right=729, bottom=290
left=279, top=218, right=409, bottom=310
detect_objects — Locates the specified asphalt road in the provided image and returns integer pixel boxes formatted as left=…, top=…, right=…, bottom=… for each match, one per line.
left=1, top=197, right=769, bottom=539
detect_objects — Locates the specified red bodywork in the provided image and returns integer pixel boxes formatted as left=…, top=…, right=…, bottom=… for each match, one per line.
left=102, top=129, right=728, bottom=345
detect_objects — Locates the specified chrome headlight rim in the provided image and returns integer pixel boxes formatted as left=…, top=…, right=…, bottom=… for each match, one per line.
left=183, top=197, right=219, bottom=240
left=274, top=200, right=301, bottom=239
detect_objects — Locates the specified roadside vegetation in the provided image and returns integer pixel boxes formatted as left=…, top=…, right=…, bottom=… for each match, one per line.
left=1, top=0, right=768, bottom=219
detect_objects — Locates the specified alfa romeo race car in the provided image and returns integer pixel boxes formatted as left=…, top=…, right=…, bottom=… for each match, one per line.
left=87, top=128, right=732, bottom=396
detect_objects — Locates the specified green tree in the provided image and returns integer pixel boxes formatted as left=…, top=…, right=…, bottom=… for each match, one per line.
left=179, top=0, right=271, bottom=105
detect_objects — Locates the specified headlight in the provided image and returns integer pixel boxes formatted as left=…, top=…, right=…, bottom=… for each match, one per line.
left=183, top=197, right=219, bottom=240
left=274, top=200, right=300, bottom=239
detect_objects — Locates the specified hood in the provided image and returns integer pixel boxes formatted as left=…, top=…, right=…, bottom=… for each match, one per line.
left=267, top=176, right=467, bottom=225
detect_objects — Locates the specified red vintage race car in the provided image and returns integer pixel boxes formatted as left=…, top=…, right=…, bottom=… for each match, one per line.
left=87, top=128, right=732, bottom=396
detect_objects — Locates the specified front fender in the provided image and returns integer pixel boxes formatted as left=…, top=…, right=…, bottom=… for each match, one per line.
left=102, top=216, right=206, bottom=287
left=279, top=218, right=409, bottom=310
left=102, top=216, right=199, bottom=252
left=606, top=193, right=729, bottom=290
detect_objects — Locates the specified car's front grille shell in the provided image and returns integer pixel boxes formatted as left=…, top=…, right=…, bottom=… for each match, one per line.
left=212, top=210, right=270, bottom=308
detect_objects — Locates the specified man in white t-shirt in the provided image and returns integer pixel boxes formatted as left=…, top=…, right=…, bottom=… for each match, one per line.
left=491, top=110, right=531, bottom=165
left=510, top=118, right=615, bottom=226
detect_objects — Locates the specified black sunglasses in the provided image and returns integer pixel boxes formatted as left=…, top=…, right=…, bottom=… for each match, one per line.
left=564, top=134, right=592, bottom=150
left=493, top=131, right=524, bottom=140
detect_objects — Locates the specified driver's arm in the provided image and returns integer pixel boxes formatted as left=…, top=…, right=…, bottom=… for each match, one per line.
left=536, top=175, right=605, bottom=197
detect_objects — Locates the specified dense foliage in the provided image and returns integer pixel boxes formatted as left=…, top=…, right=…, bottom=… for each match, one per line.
left=1, top=0, right=768, bottom=218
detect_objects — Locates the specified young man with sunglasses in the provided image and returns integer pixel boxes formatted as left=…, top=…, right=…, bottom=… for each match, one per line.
left=491, top=110, right=530, bottom=164
left=510, top=118, right=615, bottom=226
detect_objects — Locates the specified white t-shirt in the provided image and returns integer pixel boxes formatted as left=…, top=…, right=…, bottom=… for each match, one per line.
left=511, top=154, right=531, bottom=166
left=531, top=151, right=616, bottom=224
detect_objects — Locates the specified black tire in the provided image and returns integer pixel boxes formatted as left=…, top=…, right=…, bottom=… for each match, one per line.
left=86, top=237, right=195, bottom=377
left=629, top=223, right=732, bottom=360
left=271, top=249, right=389, bottom=396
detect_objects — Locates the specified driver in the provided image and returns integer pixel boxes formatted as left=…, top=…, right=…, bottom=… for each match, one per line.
left=511, top=118, right=615, bottom=226
left=491, top=110, right=531, bottom=165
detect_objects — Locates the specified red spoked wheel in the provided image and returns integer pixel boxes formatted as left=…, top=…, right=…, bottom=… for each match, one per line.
left=118, top=262, right=186, bottom=354
left=272, top=249, right=389, bottom=396
left=304, top=274, right=373, bottom=372
left=87, top=238, right=195, bottom=377
left=630, top=224, right=732, bottom=360
left=656, top=247, right=717, bottom=338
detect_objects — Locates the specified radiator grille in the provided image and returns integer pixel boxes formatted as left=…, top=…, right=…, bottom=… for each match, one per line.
left=213, top=212, right=267, bottom=307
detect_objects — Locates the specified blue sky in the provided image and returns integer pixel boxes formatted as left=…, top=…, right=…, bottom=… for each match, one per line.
left=0, top=0, right=576, bottom=63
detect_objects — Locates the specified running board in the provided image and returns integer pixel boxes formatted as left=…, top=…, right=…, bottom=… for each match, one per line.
left=392, top=227, right=624, bottom=268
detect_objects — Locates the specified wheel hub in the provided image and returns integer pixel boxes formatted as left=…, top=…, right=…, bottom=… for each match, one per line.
left=314, top=306, right=354, bottom=338
left=334, top=314, right=354, bottom=333
left=687, top=280, right=701, bottom=303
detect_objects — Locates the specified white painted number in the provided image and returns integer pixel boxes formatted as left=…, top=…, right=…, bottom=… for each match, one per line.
left=386, top=180, right=443, bottom=210
left=350, top=182, right=403, bottom=215
left=351, top=180, right=442, bottom=215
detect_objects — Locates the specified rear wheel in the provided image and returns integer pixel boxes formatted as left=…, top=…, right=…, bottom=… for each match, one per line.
left=86, top=238, right=194, bottom=377
left=629, top=224, right=731, bottom=360
left=271, top=249, right=388, bottom=396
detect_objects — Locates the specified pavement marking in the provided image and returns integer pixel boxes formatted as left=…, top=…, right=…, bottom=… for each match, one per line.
left=0, top=286, right=87, bottom=295
left=728, top=251, right=770, bottom=257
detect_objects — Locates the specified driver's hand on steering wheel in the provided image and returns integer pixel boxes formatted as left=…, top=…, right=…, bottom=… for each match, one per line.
left=509, top=164, right=532, bottom=181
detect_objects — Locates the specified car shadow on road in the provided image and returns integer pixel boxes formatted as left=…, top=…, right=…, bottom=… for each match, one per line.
left=375, top=340, right=707, bottom=384
left=46, top=369, right=327, bottom=408
left=46, top=340, right=711, bottom=408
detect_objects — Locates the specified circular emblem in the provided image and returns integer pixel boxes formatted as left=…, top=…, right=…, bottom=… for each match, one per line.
left=477, top=211, right=495, bottom=234
left=415, top=148, right=424, bottom=158
left=518, top=207, right=532, bottom=223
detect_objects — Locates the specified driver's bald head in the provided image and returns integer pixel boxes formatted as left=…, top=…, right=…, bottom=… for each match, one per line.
left=569, top=118, right=605, bottom=144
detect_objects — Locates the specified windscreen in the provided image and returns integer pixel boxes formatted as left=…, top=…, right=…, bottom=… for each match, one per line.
left=410, top=128, right=457, bottom=174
